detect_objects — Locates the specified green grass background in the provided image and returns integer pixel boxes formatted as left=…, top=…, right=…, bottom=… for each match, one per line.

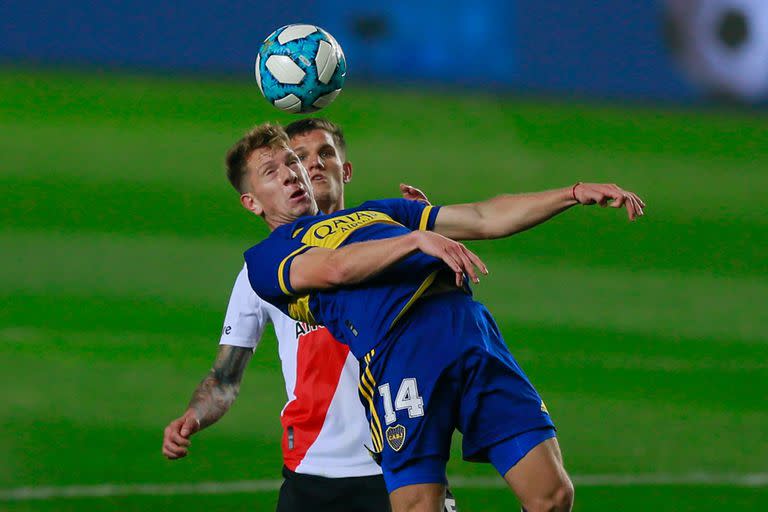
left=0, top=68, right=766, bottom=510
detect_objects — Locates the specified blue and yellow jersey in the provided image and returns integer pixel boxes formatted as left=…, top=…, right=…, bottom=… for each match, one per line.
left=244, top=198, right=449, bottom=358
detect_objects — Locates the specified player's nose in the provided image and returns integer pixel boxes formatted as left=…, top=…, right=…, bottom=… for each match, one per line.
left=306, top=153, right=323, bottom=171
left=281, top=164, right=299, bottom=184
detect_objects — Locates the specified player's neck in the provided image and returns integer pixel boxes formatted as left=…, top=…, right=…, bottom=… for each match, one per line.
left=265, top=204, right=319, bottom=231
left=319, top=198, right=344, bottom=214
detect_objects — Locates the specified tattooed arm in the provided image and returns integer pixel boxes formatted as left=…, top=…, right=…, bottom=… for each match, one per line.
left=162, top=344, right=253, bottom=460
left=188, top=344, right=253, bottom=428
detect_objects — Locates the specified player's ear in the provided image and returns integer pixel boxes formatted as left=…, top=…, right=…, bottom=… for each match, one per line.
left=342, top=161, right=353, bottom=184
left=240, top=192, right=264, bottom=216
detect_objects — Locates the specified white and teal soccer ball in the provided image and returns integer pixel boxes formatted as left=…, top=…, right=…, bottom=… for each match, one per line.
left=255, top=24, right=347, bottom=113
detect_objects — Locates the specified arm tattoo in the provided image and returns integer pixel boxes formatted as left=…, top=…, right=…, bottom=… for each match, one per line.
left=187, top=345, right=253, bottom=429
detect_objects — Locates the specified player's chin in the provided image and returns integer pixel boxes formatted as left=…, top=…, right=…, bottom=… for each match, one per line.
left=310, top=181, right=330, bottom=196
left=290, top=197, right=313, bottom=216
left=311, top=187, right=333, bottom=205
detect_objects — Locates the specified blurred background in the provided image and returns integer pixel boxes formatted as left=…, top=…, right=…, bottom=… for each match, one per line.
left=1, top=1, right=766, bottom=511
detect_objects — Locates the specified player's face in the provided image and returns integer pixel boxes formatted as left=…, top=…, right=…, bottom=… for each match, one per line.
left=240, top=145, right=317, bottom=229
left=290, top=129, right=352, bottom=214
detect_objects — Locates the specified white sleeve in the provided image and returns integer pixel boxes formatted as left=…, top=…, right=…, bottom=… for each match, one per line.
left=219, top=264, right=271, bottom=349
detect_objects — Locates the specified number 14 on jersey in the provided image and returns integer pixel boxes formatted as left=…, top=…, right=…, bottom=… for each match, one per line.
left=378, top=378, right=425, bottom=425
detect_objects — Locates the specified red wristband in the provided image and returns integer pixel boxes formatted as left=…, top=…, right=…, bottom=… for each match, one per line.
left=571, top=182, right=582, bottom=204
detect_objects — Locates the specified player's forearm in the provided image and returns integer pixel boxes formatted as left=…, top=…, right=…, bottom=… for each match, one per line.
left=437, top=188, right=576, bottom=240
left=186, top=374, right=239, bottom=429
left=477, top=188, right=576, bottom=238
left=291, top=231, right=483, bottom=292
left=325, top=232, right=420, bottom=286
left=187, top=345, right=253, bottom=429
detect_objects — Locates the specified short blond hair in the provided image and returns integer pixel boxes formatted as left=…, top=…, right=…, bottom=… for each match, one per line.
left=225, top=123, right=290, bottom=193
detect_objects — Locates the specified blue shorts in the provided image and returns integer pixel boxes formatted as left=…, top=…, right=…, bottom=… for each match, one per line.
left=384, top=427, right=557, bottom=491
left=358, top=291, right=555, bottom=492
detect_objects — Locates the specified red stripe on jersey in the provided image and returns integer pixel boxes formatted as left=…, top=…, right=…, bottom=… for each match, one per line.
left=281, top=326, right=350, bottom=471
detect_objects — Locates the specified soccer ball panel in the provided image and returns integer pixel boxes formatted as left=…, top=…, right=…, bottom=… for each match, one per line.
left=315, top=40, right=338, bottom=85
left=274, top=94, right=303, bottom=113
left=312, top=89, right=341, bottom=109
left=254, top=54, right=263, bottom=94
left=265, top=55, right=306, bottom=85
left=318, top=27, right=342, bottom=54
left=277, top=24, right=318, bottom=44
left=318, top=27, right=348, bottom=79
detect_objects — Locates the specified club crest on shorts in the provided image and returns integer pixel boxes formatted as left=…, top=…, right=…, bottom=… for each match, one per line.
left=386, top=424, right=406, bottom=452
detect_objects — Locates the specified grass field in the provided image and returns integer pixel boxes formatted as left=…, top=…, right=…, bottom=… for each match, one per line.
left=0, top=68, right=766, bottom=511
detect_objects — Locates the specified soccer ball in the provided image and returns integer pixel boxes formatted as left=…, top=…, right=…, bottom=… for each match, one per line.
left=255, top=24, right=347, bottom=113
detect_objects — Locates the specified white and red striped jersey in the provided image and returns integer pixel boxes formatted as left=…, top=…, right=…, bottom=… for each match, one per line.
left=219, top=265, right=381, bottom=478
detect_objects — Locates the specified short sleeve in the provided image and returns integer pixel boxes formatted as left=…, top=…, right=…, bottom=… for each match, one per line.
left=362, top=198, right=441, bottom=232
left=243, top=234, right=312, bottom=306
left=219, top=265, right=270, bottom=349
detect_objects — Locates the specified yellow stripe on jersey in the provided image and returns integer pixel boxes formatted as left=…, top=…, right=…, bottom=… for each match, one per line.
left=418, top=205, right=434, bottom=231
left=301, top=210, right=402, bottom=249
left=287, top=294, right=315, bottom=324
left=277, top=245, right=311, bottom=296
left=388, top=270, right=439, bottom=330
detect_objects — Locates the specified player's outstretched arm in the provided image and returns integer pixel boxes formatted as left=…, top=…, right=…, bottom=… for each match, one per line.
left=162, top=344, right=253, bottom=460
left=290, top=231, right=487, bottom=292
left=433, top=183, right=645, bottom=241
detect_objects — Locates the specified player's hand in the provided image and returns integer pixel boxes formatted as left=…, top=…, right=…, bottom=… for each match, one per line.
left=162, top=410, right=200, bottom=460
left=573, top=183, right=646, bottom=221
left=400, top=183, right=430, bottom=204
left=412, top=231, right=488, bottom=286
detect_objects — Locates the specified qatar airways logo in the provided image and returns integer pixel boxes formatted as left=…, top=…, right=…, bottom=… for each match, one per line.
left=301, top=211, right=400, bottom=246
left=295, top=321, right=326, bottom=339
left=310, top=211, right=381, bottom=240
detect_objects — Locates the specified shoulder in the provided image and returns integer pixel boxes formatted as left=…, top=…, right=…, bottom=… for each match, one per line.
left=231, top=265, right=271, bottom=309
left=225, top=265, right=278, bottom=321
left=244, top=224, right=308, bottom=266
left=243, top=226, right=315, bottom=300
left=358, top=198, right=439, bottom=230
left=245, top=225, right=292, bottom=253
left=359, top=198, right=405, bottom=211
